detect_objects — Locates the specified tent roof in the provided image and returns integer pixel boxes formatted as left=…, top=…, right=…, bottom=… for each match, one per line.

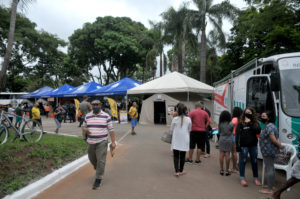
left=41, top=84, right=75, bottom=98
left=127, top=71, right=214, bottom=95
left=90, top=77, right=141, bottom=96
left=61, top=82, right=102, bottom=97
left=20, top=86, right=53, bottom=99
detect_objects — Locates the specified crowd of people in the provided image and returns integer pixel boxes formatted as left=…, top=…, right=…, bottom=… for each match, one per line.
left=170, top=101, right=299, bottom=198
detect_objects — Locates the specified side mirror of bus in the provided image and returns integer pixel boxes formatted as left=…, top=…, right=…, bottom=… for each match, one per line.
left=270, top=72, right=280, bottom=91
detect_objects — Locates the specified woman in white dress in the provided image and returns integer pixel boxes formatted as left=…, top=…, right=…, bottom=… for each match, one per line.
left=171, top=103, right=192, bottom=177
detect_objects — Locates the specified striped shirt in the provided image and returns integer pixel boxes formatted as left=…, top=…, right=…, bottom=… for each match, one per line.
left=84, top=111, right=114, bottom=144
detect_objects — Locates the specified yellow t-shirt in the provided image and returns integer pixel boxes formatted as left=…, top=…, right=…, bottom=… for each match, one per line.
left=32, top=107, right=40, bottom=119
left=128, top=106, right=138, bottom=118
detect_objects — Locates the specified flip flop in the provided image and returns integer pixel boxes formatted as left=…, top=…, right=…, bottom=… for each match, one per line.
left=259, top=189, right=273, bottom=195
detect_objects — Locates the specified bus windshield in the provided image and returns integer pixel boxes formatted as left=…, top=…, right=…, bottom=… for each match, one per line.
left=278, top=57, right=300, bottom=117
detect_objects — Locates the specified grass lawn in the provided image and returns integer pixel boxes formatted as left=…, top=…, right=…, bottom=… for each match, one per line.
left=0, top=132, right=87, bottom=198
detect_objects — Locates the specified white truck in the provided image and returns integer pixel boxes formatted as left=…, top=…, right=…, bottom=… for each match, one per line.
left=213, top=52, right=300, bottom=150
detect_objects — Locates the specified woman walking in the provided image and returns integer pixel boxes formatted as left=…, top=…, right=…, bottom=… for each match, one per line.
left=171, top=103, right=191, bottom=177
left=259, top=112, right=284, bottom=195
left=218, top=110, right=234, bottom=176
left=231, top=107, right=243, bottom=173
left=236, top=107, right=261, bottom=187
left=54, top=104, right=65, bottom=134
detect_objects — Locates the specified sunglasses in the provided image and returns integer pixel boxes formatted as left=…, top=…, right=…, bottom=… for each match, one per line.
left=91, top=104, right=101, bottom=106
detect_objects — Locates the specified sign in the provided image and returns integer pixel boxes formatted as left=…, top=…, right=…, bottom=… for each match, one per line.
left=119, top=110, right=128, bottom=124
left=168, top=105, right=175, bottom=115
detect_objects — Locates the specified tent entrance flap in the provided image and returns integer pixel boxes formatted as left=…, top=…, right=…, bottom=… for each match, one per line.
left=154, top=101, right=166, bottom=124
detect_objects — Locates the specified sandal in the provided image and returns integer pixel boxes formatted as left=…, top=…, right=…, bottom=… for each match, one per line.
left=220, top=170, right=224, bottom=176
left=259, top=189, right=273, bottom=195
left=225, top=171, right=231, bottom=176
left=174, top=173, right=180, bottom=177
left=240, top=180, right=248, bottom=187
left=179, top=171, right=186, bottom=176
left=254, top=179, right=261, bottom=186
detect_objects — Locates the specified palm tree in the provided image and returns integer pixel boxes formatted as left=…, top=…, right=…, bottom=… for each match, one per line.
left=149, top=21, right=165, bottom=77
left=0, top=0, right=35, bottom=92
left=162, top=4, right=195, bottom=73
left=191, top=0, right=237, bottom=83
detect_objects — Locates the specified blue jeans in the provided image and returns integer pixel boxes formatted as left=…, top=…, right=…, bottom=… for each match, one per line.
left=239, top=146, right=258, bottom=180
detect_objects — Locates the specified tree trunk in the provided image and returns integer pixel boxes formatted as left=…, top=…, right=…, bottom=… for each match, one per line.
left=159, top=52, right=163, bottom=77
left=0, top=0, right=19, bottom=92
left=182, top=41, right=186, bottom=73
left=200, top=29, right=207, bottom=83
left=177, top=50, right=183, bottom=73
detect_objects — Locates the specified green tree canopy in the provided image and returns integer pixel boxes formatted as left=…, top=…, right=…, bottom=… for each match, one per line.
left=68, top=16, right=153, bottom=85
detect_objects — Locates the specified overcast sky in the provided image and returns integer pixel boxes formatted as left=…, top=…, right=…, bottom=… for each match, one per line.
left=1, top=0, right=247, bottom=41
left=1, top=0, right=247, bottom=78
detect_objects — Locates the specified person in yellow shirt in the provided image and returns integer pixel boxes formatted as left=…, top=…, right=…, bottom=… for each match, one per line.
left=32, top=103, right=42, bottom=127
left=128, top=102, right=138, bottom=135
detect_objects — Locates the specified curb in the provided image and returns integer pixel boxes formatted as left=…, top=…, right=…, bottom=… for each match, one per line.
left=4, top=130, right=129, bottom=199
left=4, top=155, right=89, bottom=199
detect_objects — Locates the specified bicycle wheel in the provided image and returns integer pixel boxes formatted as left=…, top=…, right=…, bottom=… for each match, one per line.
left=0, top=125, right=8, bottom=145
left=22, top=119, right=43, bottom=143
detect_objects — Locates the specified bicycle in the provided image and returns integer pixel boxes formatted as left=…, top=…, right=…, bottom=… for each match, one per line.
left=0, top=110, right=43, bottom=145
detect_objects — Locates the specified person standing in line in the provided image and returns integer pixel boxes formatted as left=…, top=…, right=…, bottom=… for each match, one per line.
left=218, top=110, right=234, bottom=176
left=171, top=103, right=191, bottom=177
left=54, top=104, right=65, bottom=134
left=202, top=105, right=212, bottom=158
left=236, top=107, right=261, bottom=187
left=32, top=103, right=42, bottom=127
left=187, top=101, right=210, bottom=163
left=259, top=111, right=284, bottom=195
left=128, top=102, right=138, bottom=135
left=15, top=104, right=23, bottom=129
left=79, top=96, right=92, bottom=127
left=82, top=100, right=116, bottom=190
left=230, top=107, right=243, bottom=173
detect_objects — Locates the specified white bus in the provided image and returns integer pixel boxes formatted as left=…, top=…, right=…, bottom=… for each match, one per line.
left=213, top=52, right=300, bottom=150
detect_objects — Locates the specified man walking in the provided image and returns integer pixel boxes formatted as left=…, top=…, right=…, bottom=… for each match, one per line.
left=82, top=100, right=116, bottom=190
left=187, top=101, right=210, bottom=163
left=79, top=96, right=91, bottom=127
left=128, top=102, right=138, bottom=135
left=32, top=103, right=42, bottom=127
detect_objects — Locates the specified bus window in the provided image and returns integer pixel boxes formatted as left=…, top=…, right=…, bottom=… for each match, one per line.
left=256, top=68, right=261, bottom=74
left=262, top=64, right=275, bottom=74
left=246, top=77, right=275, bottom=116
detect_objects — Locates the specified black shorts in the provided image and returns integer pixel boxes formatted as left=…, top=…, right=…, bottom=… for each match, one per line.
left=190, top=131, right=206, bottom=151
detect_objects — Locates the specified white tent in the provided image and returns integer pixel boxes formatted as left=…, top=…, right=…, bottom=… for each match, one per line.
left=127, top=71, right=214, bottom=95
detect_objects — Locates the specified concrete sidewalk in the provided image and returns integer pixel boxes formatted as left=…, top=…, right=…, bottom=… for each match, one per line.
left=33, top=123, right=300, bottom=199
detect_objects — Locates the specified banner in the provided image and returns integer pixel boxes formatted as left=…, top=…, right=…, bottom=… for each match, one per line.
left=119, top=110, right=128, bottom=124
left=74, top=98, right=80, bottom=120
left=107, top=98, right=118, bottom=119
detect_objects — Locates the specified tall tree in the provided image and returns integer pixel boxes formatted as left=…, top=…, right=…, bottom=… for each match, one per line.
left=149, top=21, right=165, bottom=77
left=191, top=0, right=237, bottom=83
left=0, top=0, right=34, bottom=92
left=162, top=4, right=195, bottom=73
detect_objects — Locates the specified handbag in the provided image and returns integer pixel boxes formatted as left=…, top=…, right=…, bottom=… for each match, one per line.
left=161, top=131, right=172, bottom=144
left=274, top=151, right=292, bottom=165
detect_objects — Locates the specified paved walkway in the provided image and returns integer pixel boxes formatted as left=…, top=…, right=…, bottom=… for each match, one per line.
left=33, top=118, right=299, bottom=199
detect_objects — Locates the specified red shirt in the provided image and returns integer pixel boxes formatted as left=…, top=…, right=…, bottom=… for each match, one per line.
left=188, top=108, right=210, bottom=132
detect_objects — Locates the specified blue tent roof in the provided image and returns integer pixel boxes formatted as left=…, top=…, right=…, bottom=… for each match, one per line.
left=20, top=86, right=53, bottom=99
left=90, top=77, right=141, bottom=96
left=61, top=81, right=103, bottom=97
left=40, top=84, right=75, bottom=98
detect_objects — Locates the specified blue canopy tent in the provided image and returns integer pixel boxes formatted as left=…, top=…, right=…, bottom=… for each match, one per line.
left=61, top=81, right=103, bottom=97
left=40, top=84, right=75, bottom=98
left=90, top=77, right=141, bottom=96
left=20, top=86, right=53, bottom=99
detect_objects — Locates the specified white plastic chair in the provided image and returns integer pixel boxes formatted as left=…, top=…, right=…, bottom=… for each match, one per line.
left=261, top=143, right=297, bottom=191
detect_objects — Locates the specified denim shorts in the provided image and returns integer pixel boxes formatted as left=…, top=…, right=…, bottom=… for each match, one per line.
left=131, top=118, right=138, bottom=127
